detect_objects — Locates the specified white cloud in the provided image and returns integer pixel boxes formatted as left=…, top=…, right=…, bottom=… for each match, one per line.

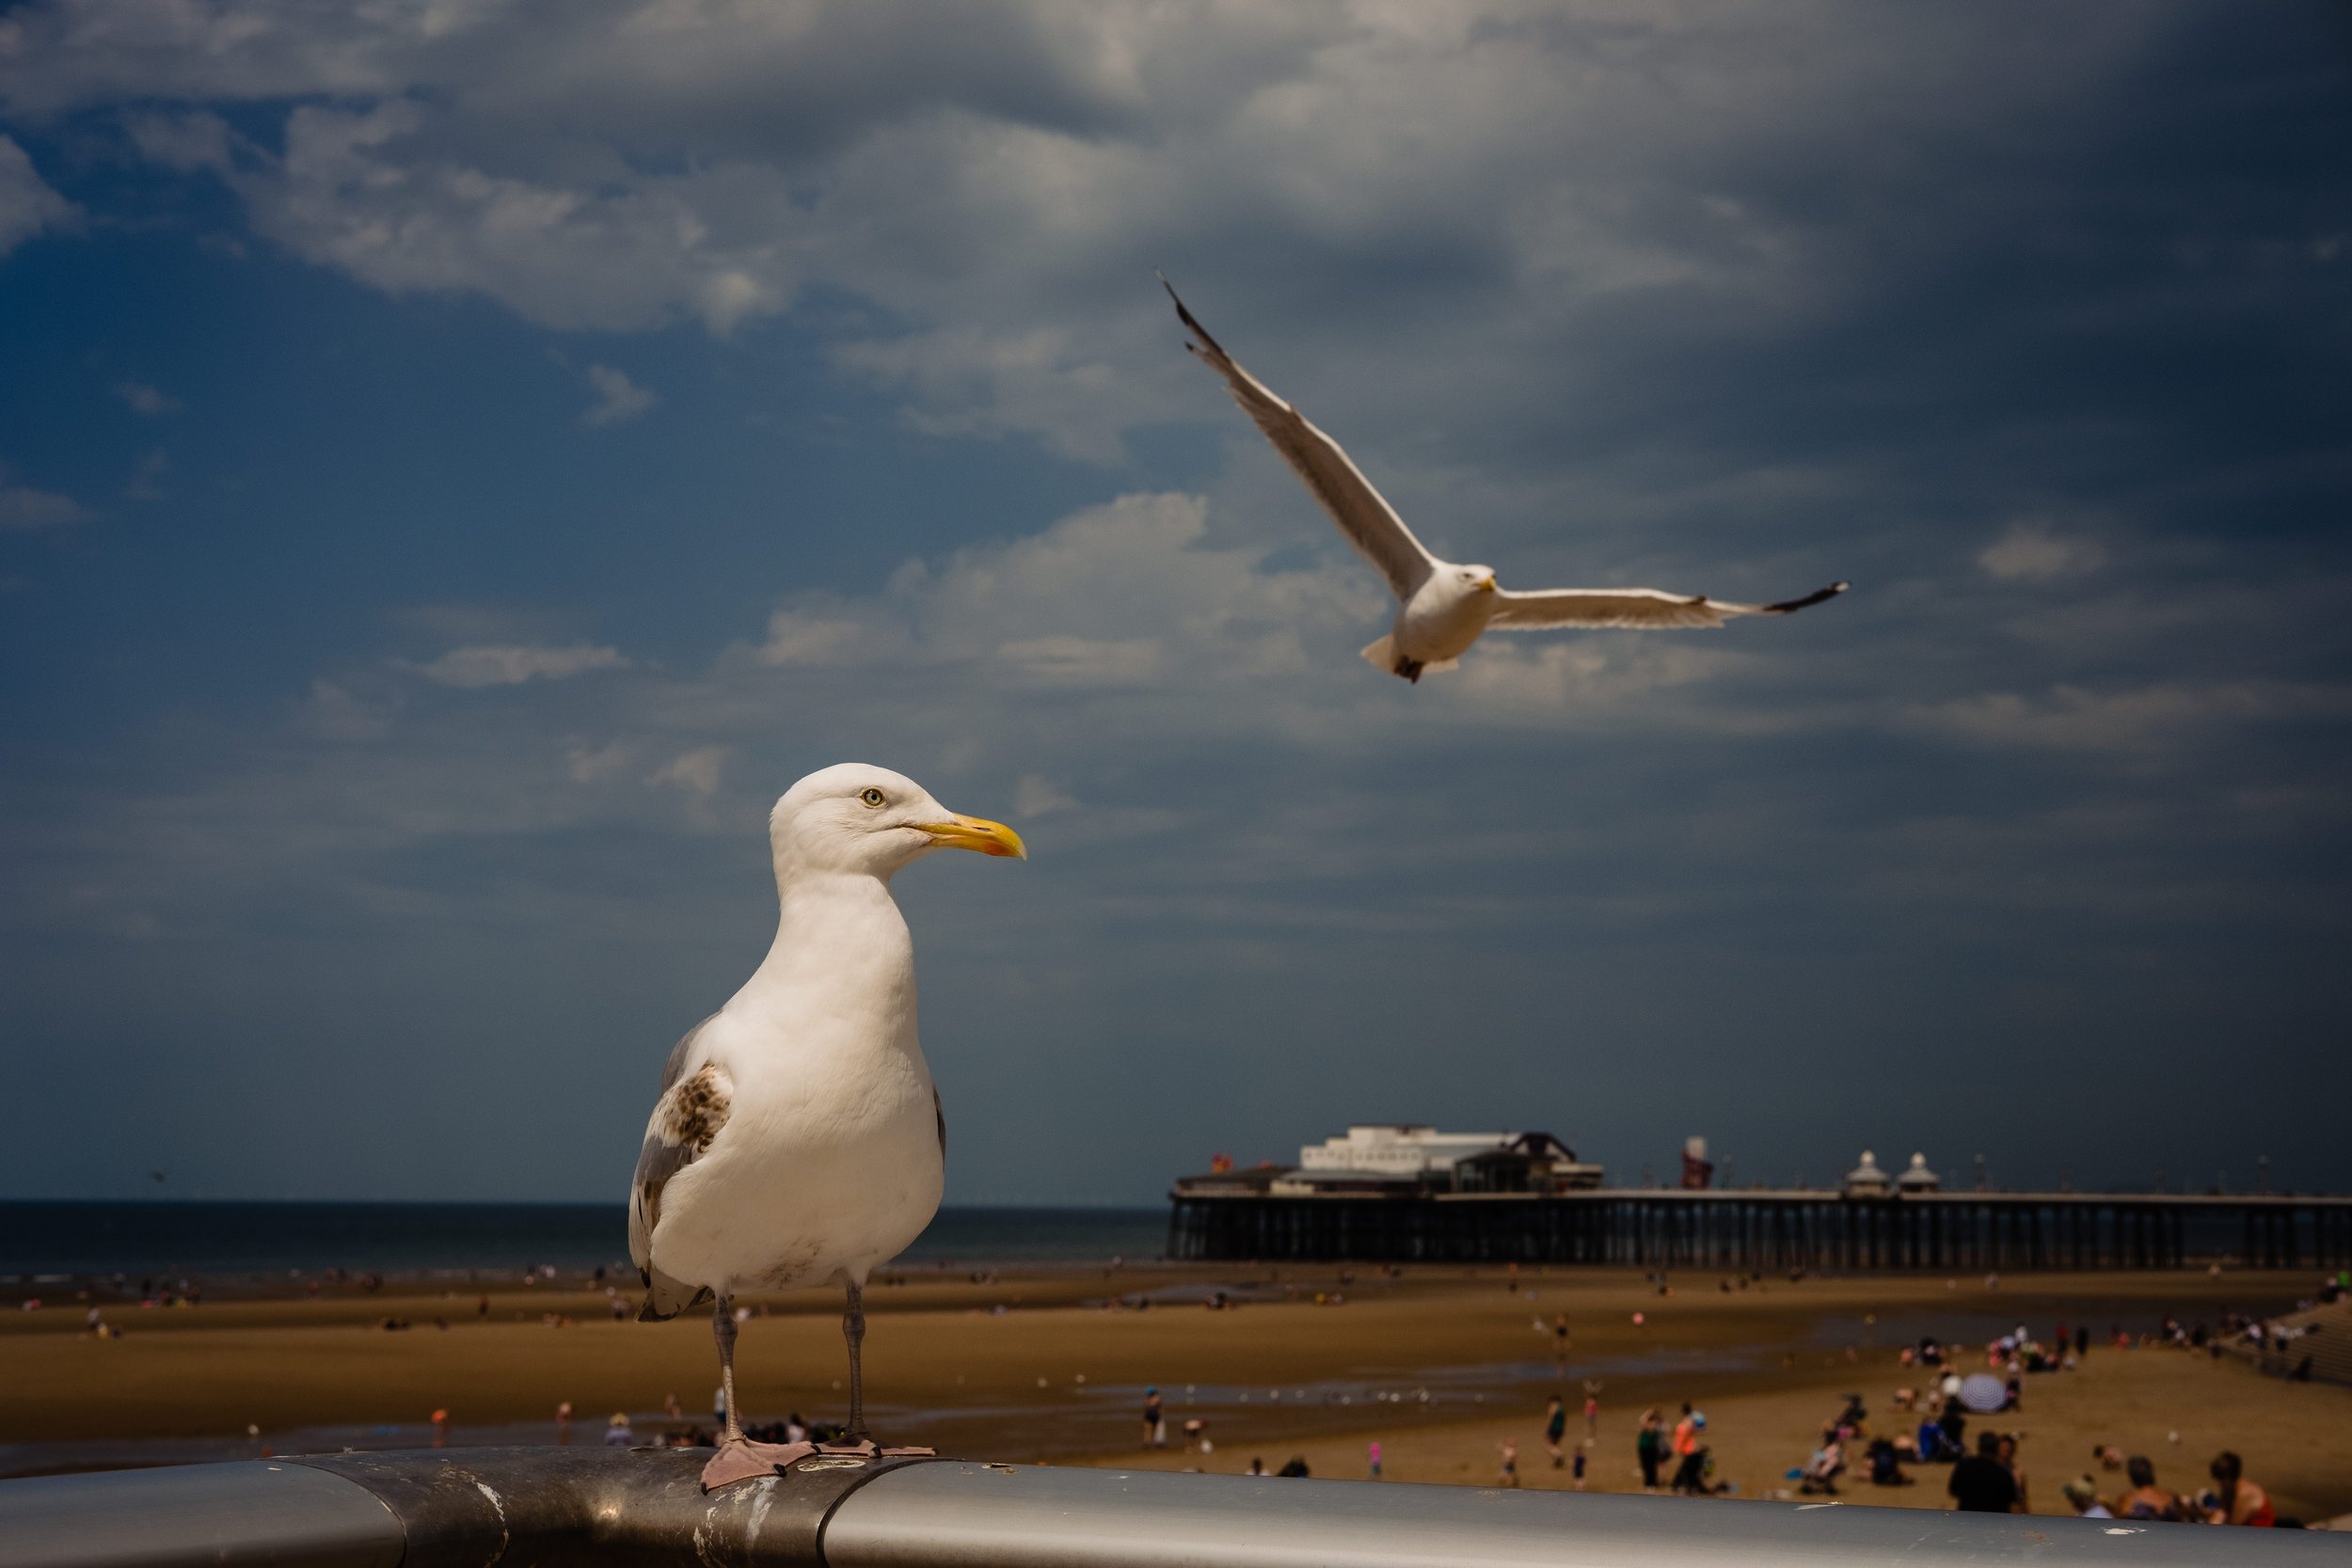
left=115, top=381, right=181, bottom=416
left=0, top=3, right=2174, bottom=463
left=125, top=449, right=170, bottom=501
left=723, top=490, right=1378, bottom=705
left=835, top=325, right=1132, bottom=465
left=0, top=464, right=89, bottom=531
left=0, top=136, right=74, bottom=257
left=706, top=488, right=1796, bottom=760
left=751, top=613, right=869, bottom=667
left=299, top=679, right=396, bottom=740
left=120, top=110, right=241, bottom=174
left=1012, top=774, right=1075, bottom=818
left=242, top=99, right=806, bottom=335
left=564, top=739, right=635, bottom=784
left=580, top=364, right=656, bottom=427
left=408, top=642, right=632, bottom=689
left=649, top=744, right=727, bottom=797
left=1979, top=521, right=2106, bottom=581
left=994, top=634, right=1162, bottom=686
left=1909, top=681, right=2352, bottom=754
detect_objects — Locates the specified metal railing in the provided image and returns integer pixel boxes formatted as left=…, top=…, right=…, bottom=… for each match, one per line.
left=0, top=1448, right=2340, bottom=1568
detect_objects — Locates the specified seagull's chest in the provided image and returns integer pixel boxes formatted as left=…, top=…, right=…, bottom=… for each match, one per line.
left=660, top=1035, right=944, bottom=1291
left=1397, top=583, right=1497, bottom=659
left=726, top=1024, right=934, bottom=1157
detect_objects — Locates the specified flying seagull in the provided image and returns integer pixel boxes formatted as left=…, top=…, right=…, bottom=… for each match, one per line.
left=1163, top=280, right=1847, bottom=681
left=629, top=764, right=1025, bottom=1489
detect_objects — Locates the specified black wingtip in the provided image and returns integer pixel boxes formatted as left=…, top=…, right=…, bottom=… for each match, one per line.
left=1157, top=274, right=1224, bottom=357
left=1763, top=580, right=1851, bottom=614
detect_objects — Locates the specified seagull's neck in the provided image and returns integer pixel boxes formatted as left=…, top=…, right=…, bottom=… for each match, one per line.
left=739, top=869, right=916, bottom=1017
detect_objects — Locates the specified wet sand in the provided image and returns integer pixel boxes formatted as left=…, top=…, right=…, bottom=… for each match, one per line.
left=5, top=1264, right=2346, bottom=1522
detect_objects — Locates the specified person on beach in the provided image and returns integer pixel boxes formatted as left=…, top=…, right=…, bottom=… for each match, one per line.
left=1143, top=1387, right=1166, bottom=1449
left=1498, top=1438, right=1520, bottom=1488
left=1368, top=1440, right=1382, bottom=1481
left=1583, top=1381, right=1600, bottom=1441
left=607, top=1413, right=633, bottom=1447
left=1948, top=1433, right=2021, bottom=1513
left=2204, top=1451, right=2275, bottom=1526
left=1572, top=1445, right=1588, bottom=1492
left=1994, top=1433, right=2029, bottom=1513
left=1552, top=1313, right=1570, bottom=1362
left=2061, top=1477, right=2113, bottom=1519
left=1247, top=1457, right=1265, bottom=1477
left=1544, top=1396, right=1566, bottom=1466
left=1635, top=1409, right=1665, bottom=1490
left=2120, top=1457, right=2183, bottom=1521
left=555, top=1402, right=573, bottom=1445
left=1669, top=1410, right=1710, bottom=1495
left=1798, top=1425, right=1845, bottom=1495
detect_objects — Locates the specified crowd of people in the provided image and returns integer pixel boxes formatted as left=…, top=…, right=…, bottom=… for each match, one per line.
left=1762, top=1323, right=2307, bottom=1526
left=2056, top=1449, right=2283, bottom=1526
left=1634, top=1402, right=1725, bottom=1495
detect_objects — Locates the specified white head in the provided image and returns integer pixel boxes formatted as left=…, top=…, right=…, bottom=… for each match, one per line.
left=1450, top=563, right=1499, bottom=594
left=769, top=763, right=1025, bottom=882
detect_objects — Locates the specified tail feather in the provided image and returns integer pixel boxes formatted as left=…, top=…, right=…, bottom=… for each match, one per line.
left=1359, top=634, right=1397, bottom=672
left=636, top=1265, right=714, bottom=1323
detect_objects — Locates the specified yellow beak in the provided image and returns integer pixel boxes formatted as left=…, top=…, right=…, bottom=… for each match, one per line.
left=918, top=813, right=1027, bottom=860
left=1476, top=574, right=1498, bottom=592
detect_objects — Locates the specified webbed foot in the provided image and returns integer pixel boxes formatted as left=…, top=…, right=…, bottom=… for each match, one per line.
left=700, top=1437, right=817, bottom=1490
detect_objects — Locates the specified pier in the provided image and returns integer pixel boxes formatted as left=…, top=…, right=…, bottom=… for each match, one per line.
left=1166, top=1185, right=2352, bottom=1272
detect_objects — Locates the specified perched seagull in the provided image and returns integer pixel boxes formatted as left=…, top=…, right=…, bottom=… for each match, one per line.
left=1163, top=280, right=1847, bottom=682
left=628, top=764, right=1025, bottom=1489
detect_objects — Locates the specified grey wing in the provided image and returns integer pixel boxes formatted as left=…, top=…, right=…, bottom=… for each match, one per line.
left=629, top=1016, right=726, bottom=1322
left=1488, top=581, right=1847, bottom=630
left=1165, top=278, right=1437, bottom=601
left=656, top=1012, right=715, bottom=1098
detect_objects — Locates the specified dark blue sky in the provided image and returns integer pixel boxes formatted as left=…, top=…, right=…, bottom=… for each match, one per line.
left=3, top=3, right=2348, bottom=1204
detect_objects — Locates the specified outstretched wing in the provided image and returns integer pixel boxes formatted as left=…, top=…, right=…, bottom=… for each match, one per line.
left=1164, top=277, right=1437, bottom=602
left=1489, top=580, right=1848, bottom=630
left=629, top=1014, right=727, bottom=1321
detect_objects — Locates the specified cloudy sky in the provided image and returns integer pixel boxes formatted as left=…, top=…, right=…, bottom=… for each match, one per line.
left=3, top=2, right=2348, bottom=1206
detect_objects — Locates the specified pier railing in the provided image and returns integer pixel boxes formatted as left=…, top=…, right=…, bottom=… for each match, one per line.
left=2, top=1448, right=2343, bottom=1568
left=1168, top=1188, right=2352, bottom=1271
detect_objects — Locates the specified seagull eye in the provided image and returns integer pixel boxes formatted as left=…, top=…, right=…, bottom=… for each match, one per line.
left=859, top=787, right=886, bottom=808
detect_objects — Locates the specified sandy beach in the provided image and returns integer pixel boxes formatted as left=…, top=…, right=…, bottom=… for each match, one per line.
left=6, top=1263, right=2346, bottom=1525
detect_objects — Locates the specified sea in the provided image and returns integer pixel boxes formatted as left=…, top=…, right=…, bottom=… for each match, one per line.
left=0, top=1201, right=1169, bottom=1287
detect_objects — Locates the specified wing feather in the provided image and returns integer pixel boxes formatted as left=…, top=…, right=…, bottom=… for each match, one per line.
left=1489, top=581, right=1848, bottom=630
left=1164, top=278, right=1436, bottom=601
left=629, top=1016, right=726, bottom=1322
